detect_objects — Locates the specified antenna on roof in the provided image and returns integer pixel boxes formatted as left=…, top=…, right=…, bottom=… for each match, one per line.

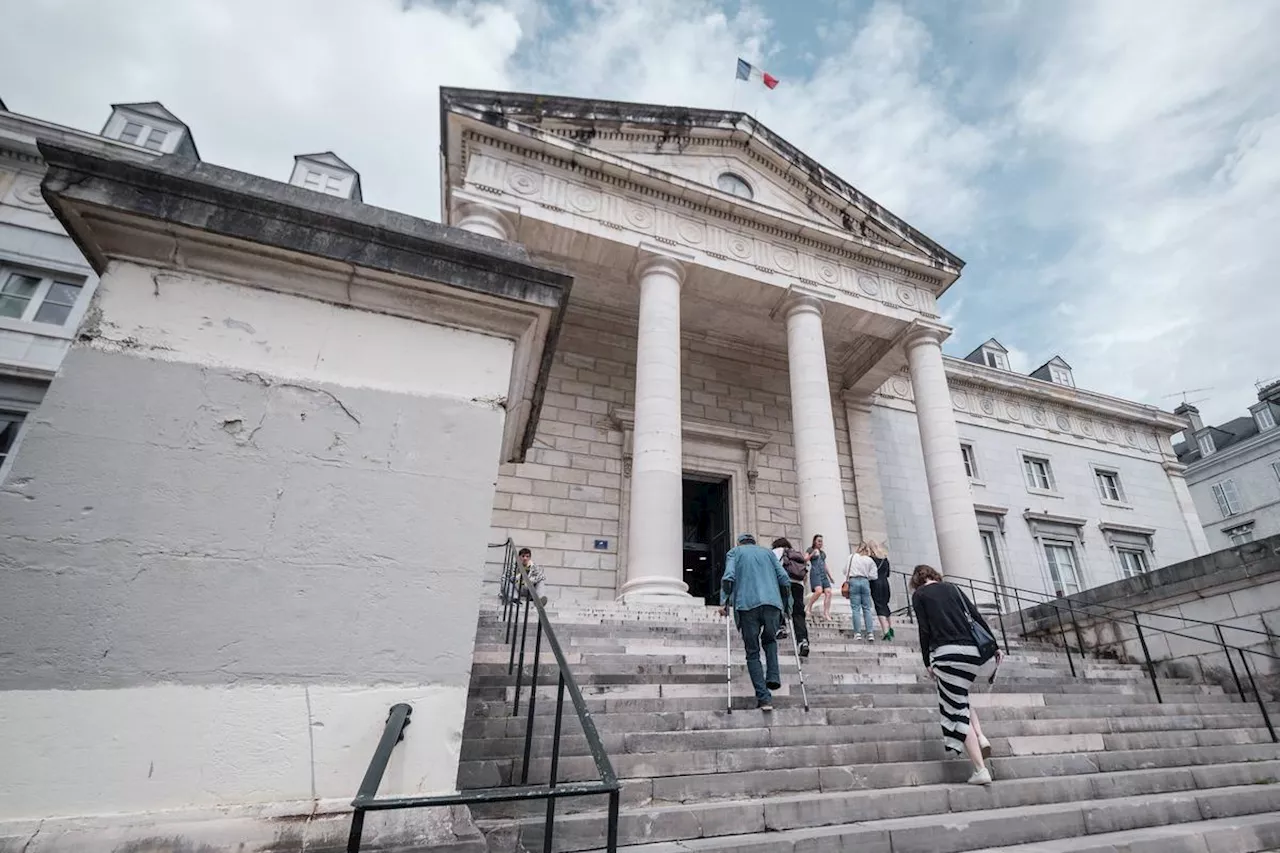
left=1163, top=388, right=1214, bottom=406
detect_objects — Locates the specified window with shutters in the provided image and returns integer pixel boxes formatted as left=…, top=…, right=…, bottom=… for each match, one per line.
left=1211, top=479, right=1242, bottom=517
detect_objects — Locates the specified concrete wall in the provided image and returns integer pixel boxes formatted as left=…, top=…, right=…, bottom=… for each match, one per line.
left=0, top=260, right=512, bottom=848
left=487, top=306, right=863, bottom=601
left=1020, top=535, right=1280, bottom=698
left=1185, top=432, right=1280, bottom=550
left=873, top=397, right=1199, bottom=599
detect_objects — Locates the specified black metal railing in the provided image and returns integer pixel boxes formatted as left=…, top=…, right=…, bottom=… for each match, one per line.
left=346, top=540, right=620, bottom=853
left=891, top=568, right=1278, bottom=742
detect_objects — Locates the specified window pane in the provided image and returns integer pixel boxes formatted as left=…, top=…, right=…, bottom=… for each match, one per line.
left=0, top=413, right=20, bottom=460
left=121, top=121, right=144, bottom=143
left=44, top=282, right=82, bottom=307
left=32, top=301, right=72, bottom=325
left=0, top=295, right=28, bottom=318
left=143, top=128, right=168, bottom=151
left=2, top=273, right=41, bottom=297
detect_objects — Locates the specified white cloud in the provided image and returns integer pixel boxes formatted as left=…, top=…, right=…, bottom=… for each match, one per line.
left=1007, top=0, right=1280, bottom=424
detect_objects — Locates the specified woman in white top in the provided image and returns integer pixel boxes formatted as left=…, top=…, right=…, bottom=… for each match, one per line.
left=844, top=542, right=878, bottom=641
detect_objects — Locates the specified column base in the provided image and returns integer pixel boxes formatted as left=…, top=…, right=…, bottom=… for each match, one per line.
left=618, top=574, right=696, bottom=603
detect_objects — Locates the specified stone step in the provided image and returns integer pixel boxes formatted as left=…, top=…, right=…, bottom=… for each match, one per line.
left=463, top=701, right=1267, bottom=739
left=467, top=658, right=1154, bottom=678
left=459, top=731, right=1280, bottom=789
left=460, top=714, right=1272, bottom=760
left=966, top=812, right=1280, bottom=852
left=481, top=781, right=1280, bottom=853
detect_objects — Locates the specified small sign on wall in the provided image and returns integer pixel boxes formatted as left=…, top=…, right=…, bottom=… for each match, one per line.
left=593, top=539, right=609, bottom=550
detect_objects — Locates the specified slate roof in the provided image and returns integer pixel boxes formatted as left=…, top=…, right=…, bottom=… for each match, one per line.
left=1174, top=415, right=1261, bottom=463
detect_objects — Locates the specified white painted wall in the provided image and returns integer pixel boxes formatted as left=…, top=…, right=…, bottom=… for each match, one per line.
left=93, top=261, right=514, bottom=401
left=1186, top=431, right=1280, bottom=549
left=873, top=402, right=1199, bottom=599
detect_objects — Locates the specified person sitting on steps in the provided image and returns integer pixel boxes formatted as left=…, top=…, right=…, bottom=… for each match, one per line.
left=516, top=547, right=547, bottom=606
left=771, top=537, right=811, bottom=658
left=720, top=533, right=792, bottom=712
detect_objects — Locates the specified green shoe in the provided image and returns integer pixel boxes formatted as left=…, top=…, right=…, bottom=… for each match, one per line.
left=884, top=628, right=895, bottom=641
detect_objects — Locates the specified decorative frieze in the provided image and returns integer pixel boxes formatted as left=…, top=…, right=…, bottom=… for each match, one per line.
left=876, top=372, right=1166, bottom=458
left=461, top=141, right=942, bottom=319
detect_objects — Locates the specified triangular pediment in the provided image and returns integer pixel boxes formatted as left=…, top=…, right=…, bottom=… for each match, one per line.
left=440, top=89, right=964, bottom=282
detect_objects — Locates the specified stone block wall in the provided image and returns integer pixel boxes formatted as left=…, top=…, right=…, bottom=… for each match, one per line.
left=488, top=306, right=862, bottom=601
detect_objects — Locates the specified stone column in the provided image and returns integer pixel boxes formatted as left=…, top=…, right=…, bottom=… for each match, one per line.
left=903, top=324, right=985, bottom=583
left=453, top=196, right=516, bottom=241
left=620, top=250, right=690, bottom=600
left=1164, top=460, right=1211, bottom=556
left=842, top=391, right=888, bottom=546
left=783, top=294, right=852, bottom=575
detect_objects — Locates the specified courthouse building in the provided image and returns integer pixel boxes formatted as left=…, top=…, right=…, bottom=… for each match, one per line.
left=440, top=89, right=1211, bottom=608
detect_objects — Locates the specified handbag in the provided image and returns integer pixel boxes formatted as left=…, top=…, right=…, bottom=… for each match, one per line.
left=968, top=614, right=998, bottom=663
left=840, top=581, right=850, bottom=598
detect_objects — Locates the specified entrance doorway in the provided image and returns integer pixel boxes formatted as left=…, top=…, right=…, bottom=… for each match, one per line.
left=682, top=475, right=731, bottom=605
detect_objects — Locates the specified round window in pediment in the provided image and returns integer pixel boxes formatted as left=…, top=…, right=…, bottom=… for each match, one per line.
left=716, top=171, right=754, bottom=200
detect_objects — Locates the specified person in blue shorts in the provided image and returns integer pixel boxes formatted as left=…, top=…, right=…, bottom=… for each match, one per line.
left=805, top=534, right=833, bottom=620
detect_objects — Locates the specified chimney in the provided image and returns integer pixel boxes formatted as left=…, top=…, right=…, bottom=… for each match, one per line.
left=1174, top=402, right=1204, bottom=434
left=1259, top=378, right=1280, bottom=406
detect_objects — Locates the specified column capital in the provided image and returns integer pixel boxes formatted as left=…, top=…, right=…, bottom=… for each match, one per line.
left=634, top=243, right=695, bottom=286
left=901, top=320, right=953, bottom=351
left=771, top=286, right=827, bottom=321
left=452, top=190, right=520, bottom=242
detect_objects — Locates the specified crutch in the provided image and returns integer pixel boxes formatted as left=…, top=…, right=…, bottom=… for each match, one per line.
left=725, top=605, right=734, bottom=714
left=787, top=607, right=811, bottom=712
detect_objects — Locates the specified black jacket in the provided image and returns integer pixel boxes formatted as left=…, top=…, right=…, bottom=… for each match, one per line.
left=911, top=581, right=998, bottom=667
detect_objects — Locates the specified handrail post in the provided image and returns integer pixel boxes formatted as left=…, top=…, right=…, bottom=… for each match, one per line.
left=1134, top=615, right=1162, bottom=704
left=995, top=583, right=1010, bottom=653
left=1239, top=649, right=1277, bottom=743
left=347, top=703, right=413, bottom=853
left=1013, top=585, right=1026, bottom=635
left=1055, top=608, right=1076, bottom=678
left=521, top=619, right=544, bottom=785
left=903, top=575, right=914, bottom=624
left=1066, top=599, right=1088, bottom=660
left=607, top=788, right=621, bottom=853
left=544, top=674, right=566, bottom=853
left=1217, top=624, right=1247, bottom=702
left=514, top=597, right=531, bottom=715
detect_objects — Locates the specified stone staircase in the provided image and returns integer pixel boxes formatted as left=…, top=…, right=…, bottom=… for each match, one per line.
left=458, top=601, right=1280, bottom=852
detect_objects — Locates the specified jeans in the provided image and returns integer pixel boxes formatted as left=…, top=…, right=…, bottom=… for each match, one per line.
left=848, top=577, right=874, bottom=634
left=788, top=582, right=809, bottom=645
left=738, top=605, right=782, bottom=703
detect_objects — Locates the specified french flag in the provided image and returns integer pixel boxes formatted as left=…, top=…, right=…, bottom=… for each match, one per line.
left=736, top=58, right=779, bottom=90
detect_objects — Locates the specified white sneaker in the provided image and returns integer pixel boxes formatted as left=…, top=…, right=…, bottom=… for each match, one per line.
left=854, top=632, right=863, bottom=641
left=866, top=633, right=876, bottom=643
left=967, top=767, right=992, bottom=786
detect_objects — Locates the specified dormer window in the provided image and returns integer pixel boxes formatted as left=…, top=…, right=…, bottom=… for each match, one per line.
left=1197, top=433, right=1216, bottom=457
left=716, top=172, right=754, bottom=200
left=290, top=152, right=362, bottom=202
left=983, top=349, right=1008, bottom=370
left=118, top=121, right=168, bottom=151
left=1253, top=405, right=1276, bottom=432
left=1049, top=366, right=1074, bottom=387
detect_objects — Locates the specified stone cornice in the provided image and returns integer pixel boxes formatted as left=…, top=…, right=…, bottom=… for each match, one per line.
left=457, top=131, right=952, bottom=293
left=1098, top=520, right=1158, bottom=536
left=1024, top=510, right=1089, bottom=527
left=462, top=144, right=943, bottom=323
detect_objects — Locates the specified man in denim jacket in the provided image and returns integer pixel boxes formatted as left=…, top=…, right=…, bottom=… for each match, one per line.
left=720, top=533, right=792, bottom=711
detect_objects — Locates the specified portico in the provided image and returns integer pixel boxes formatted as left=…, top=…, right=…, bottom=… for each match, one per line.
left=444, top=89, right=987, bottom=602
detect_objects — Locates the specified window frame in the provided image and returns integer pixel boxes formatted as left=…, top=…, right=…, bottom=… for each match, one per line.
left=1211, top=478, right=1242, bottom=518
left=715, top=171, right=754, bottom=200
left=1042, top=540, right=1083, bottom=597
left=1255, top=406, right=1276, bottom=432
left=0, top=410, right=27, bottom=481
left=1116, top=547, right=1149, bottom=578
left=1092, top=466, right=1128, bottom=506
left=1049, top=365, right=1074, bottom=387
left=1197, top=433, right=1216, bottom=456
left=1223, top=522, right=1255, bottom=546
left=983, top=349, right=1009, bottom=370
left=1272, top=460, right=1280, bottom=487
left=0, top=265, right=87, bottom=331
left=960, top=442, right=981, bottom=482
left=1021, top=452, right=1057, bottom=495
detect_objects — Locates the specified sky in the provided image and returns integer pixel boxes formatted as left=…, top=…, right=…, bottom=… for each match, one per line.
left=3, top=0, right=1277, bottom=428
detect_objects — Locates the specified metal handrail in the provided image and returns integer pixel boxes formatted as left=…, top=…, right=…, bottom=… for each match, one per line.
left=892, top=568, right=1277, bottom=742
left=346, top=540, right=621, bottom=853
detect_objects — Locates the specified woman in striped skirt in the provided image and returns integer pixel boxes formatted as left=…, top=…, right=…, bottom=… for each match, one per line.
left=910, top=564, right=1003, bottom=785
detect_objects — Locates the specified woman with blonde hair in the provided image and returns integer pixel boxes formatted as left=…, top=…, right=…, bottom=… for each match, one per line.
left=866, top=540, right=895, bottom=641
left=843, top=542, right=878, bottom=641
left=910, top=563, right=1003, bottom=785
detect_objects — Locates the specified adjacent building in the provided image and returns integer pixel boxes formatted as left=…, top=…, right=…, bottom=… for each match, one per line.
left=1175, top=381, right=1280, bottom=549
left=440, top=89, right=1211, bottom=610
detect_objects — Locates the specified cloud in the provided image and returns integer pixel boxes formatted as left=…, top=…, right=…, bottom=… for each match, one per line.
left=1003, top=0, right=1280, bottom=423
